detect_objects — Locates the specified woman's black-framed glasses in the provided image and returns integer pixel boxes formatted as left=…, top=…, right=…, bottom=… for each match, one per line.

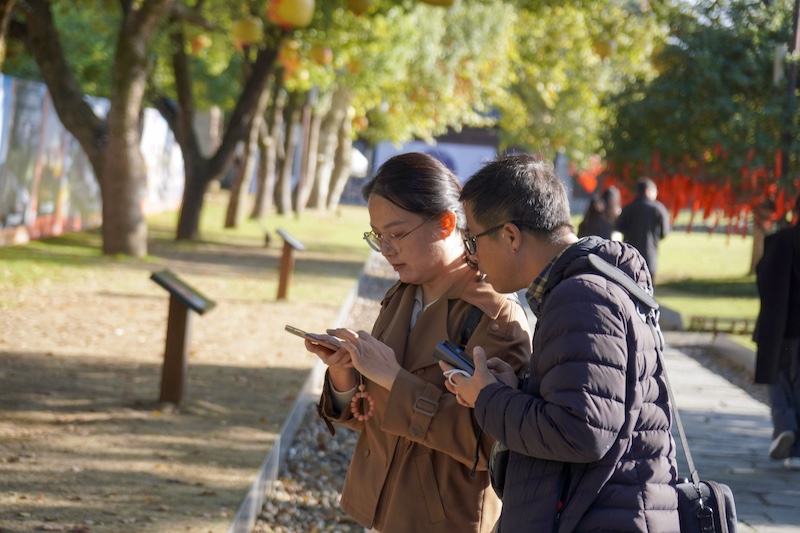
left=463, top=221, right=539, bottom=255
left=363, top=215, right=436, bottom=253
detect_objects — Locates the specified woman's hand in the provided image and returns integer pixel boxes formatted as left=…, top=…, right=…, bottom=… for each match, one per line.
left=328, top=328, right=400, bottom=391
left=304, top=336, right=356, bottom=392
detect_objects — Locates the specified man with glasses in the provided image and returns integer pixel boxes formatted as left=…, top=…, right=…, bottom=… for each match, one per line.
left=442, top=154, right=679, bottom=532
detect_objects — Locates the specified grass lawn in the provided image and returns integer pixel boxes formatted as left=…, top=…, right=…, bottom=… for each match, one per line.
left=0, top=192, right=372, bottom=305
left=4, top=202, right=761, bottom=350
left=648, top=225, right=758, bottom=351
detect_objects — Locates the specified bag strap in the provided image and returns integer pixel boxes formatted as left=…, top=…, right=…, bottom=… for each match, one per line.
left=586, top=254, right=701, bottom=486
left=459, top=305, right=484, bottom=350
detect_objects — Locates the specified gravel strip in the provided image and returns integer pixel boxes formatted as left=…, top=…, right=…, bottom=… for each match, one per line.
left=254, top=261, right=770, bottom=532
left=254, top=253, right=396, bottom=533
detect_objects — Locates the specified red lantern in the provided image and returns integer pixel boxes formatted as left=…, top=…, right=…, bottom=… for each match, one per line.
left=268, top=0, right=315, bottom=29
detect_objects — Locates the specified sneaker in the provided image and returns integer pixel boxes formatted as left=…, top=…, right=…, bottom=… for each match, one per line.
left=769, top=430, right=796, bottom=460
left=783, top=457, right=800, bottom=470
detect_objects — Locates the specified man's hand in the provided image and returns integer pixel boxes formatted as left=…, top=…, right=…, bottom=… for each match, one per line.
left=439, top=346, right=502, bottom=408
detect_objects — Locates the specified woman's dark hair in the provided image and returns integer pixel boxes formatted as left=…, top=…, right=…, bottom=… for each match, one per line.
left=361, top=152, right=466, bottom=232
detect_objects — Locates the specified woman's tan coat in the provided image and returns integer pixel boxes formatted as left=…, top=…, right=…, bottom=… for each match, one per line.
left=318, top=268, right=531, bottom=532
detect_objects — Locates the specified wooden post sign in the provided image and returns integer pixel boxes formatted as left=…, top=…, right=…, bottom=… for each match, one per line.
left=276, top=227, right=305, bottom=301
left=150, top=270, right=216, bottom=405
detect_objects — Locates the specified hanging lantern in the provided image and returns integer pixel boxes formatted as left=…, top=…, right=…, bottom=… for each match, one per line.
left=278, top=40, right=302, bottom=71
left=592, top=39, right=617, bottom=61
left=347, top=0, right=372, bottom=15
left=232, top=16, right=264, bottom=48
left=419, top=0, right=456, bottom=6
left=190, top=34, right=212, bottom=55
left=310, top=44, right=333, bottom=66
left=268, top=0, right=315, bottom=29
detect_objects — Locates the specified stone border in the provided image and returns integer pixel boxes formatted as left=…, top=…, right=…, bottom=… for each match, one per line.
left=226, top=278, right=361, bottom=533
left=709, top=333, right=756, bottom=373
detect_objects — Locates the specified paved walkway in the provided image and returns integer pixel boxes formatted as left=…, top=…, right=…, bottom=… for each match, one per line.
left=662, top=344, right=800, bottom=532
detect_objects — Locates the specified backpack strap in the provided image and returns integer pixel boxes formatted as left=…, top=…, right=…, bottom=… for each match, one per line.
left=586, top=253, right=702, bottom=486
left=586, top=254, right=658, bottom=311
left=459, top=305, right=484, bottom=350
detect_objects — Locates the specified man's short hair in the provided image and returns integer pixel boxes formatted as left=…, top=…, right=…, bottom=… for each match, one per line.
left=460, top=153, right=573, bottom=243
left=637, top=178, right=656, bottom=196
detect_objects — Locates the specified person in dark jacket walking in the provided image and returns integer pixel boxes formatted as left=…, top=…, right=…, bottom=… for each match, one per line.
left=754, top=193, right=800, bottom=470
left=615, top=178, right=670, bottom=283
left=443, top=154, right=680, bottom=533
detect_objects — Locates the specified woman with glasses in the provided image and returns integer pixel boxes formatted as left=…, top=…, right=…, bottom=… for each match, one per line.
left=305, top=152, right=531, bottom=533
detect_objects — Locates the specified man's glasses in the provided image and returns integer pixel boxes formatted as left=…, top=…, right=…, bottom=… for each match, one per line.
left=363, top=215, right=436, bottom=253
left=463, top=221, right=539, bottom=255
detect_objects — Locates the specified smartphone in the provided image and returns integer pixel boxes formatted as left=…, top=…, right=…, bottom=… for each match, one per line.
left=285, top=324, right=342, bottom=352
left=433, top=340, right=475, bottom=375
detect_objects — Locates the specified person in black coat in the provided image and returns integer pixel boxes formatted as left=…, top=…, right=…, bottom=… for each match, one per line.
left=754, top=193, right=800, bottom=470
left=615, top=178, right=670, bottom=283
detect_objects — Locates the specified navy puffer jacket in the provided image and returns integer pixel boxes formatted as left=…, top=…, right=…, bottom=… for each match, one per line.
left=475, top=237, right=680, bottom=533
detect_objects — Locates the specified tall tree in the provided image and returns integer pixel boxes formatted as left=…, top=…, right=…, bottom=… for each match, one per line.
left=0, top=0, right=15, bottom=71
left=495, top=1, right=662, bottom=168
left=605, top=0, right=795, bottom=269
left=17, top=0, right=171, bottom=256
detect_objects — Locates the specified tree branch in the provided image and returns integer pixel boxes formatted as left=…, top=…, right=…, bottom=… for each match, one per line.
left=21, top=0, right=107, bottom=165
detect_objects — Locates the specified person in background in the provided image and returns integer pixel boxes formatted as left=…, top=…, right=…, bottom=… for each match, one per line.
left=754, top=193, right=800, bottom=470
left=603, top=185, right=622, bottom=239
left=304, top=152, right=532, bottom=532
left=576, top=193, right=613, bottom=239
left=444, top=153, right=679, bottom=532
left=615, top=178, right=670, bottom=283
left=578, top=186, right=622, bottom=240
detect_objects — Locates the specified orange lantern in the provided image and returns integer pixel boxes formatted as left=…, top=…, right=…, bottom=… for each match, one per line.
left=232, top=16, right=264, bottom=48
left=191, top=34, right=212, bottom=55
left=278, top=41, right=302, bottom=71
left=348, top=0, right=372, bottom=15
left=268, top=0, right=315, bottom=29
left=592, top=39, right=617, bottom=61
left=310, top=44, right=333, bottom=66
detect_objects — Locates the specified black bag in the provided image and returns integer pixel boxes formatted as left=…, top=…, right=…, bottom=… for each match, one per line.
left=586, top=254, right=739, bottom=533
left=676, top=479, right=738, bottom=533
left=488, top=440, right=509, bottom=499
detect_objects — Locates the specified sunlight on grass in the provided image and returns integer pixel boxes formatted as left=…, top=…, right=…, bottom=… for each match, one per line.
left=0, top=191, right=372, bottom=310
left=2, top=199, right=763, bottom=333
left=656, top=228, right=758, bottom=325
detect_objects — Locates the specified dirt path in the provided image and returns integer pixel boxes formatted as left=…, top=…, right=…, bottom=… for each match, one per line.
left=0, top=241, right=356, bottom=533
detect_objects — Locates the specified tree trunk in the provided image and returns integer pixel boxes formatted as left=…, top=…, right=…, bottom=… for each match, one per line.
left=224, top=84, right=271, bottom=228
left=275, top=96, right=302, bottom=215
left=23, top=0, right=171, bottom=257
left=250, top=125, right=271, bottom=220
left=168, top=30, right=283, bottom=240
left=295, top=111, right=322, bottom=215
left=0, top=0, right=16, bottom=71
left=251, top=82, right=285, bottom=220
left=100, top=1, right=172, bottom=256
left=309, top=85, right=350, bottom=212
left=327, top=105, right=355, bottom=212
